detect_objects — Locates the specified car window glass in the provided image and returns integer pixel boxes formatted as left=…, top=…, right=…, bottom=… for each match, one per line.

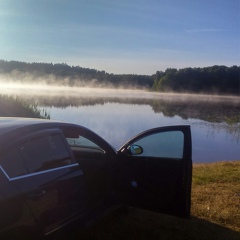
left=130, top=131, right=184, bottom=159
left=66, top=135, right=102, bottom=150
left=1, top=133, right=73, bottom=177
left=21, top=134, right=72, bottom=173
left=1, top=148, right=27, bottom=178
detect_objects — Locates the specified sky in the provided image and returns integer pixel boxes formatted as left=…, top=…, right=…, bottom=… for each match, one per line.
left=0, top=0, right=239, bottom=75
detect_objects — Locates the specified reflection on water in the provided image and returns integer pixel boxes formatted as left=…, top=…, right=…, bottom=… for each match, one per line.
left=1, top=86, right=240, bottom=163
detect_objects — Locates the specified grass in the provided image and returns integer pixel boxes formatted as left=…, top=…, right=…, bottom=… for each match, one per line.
left=0, top=95, right=50, bottom=119
left=59, top=161, right=240, bottom=240
left=191, top=161, right=240, bottom=232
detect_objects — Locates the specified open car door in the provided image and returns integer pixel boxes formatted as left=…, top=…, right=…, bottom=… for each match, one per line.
left=117, top=125, right=192, bottom=217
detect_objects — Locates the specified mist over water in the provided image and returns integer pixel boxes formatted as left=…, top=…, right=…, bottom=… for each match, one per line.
left=0, top=83, right=239, bottom=163
left=0, top=83, right=239, bottom=102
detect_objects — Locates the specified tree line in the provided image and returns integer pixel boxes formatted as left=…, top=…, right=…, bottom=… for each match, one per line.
left=0, top=60, right=153, bottom=88
left=0, top=60, right=239, bottom=95
left=152, top=65, right=240, bottom=95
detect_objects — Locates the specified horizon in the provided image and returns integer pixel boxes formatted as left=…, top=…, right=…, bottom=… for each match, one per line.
left=0, top=0, right=239, bottom=75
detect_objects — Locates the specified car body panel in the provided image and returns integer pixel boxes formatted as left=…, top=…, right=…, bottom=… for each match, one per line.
left=0, top=170, right=36, bottom=237
left=0, top=125, right=86, bottom=235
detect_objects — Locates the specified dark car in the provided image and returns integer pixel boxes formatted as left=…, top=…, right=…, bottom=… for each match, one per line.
left=0, top=117, right=192, bottom=239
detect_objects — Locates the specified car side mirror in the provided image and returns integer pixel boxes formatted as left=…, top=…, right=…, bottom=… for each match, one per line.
left=128, top=145, right=143, bottom=155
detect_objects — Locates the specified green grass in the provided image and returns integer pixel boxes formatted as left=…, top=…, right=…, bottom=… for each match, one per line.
left=193, top=161, right=240, bottom=185
left=60, top=161, right=240, bottom=240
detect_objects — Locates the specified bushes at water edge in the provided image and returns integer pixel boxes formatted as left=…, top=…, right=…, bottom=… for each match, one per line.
left=0, top=95, right=50, bottom=119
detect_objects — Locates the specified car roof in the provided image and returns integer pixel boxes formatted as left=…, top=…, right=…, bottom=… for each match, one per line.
left=0, top=117, right=117, bottom=155
left=0, top=117, right=62, bottom=135
left=0, top=117, right=119, bottom=157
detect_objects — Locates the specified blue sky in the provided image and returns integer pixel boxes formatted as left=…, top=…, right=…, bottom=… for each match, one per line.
left=0, top=0, right=239, bottom=74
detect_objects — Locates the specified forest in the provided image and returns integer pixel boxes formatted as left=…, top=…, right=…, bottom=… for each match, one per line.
left=152, top=65, right=240, bottom=95
left=0, top=60, right=239, bottom=95
left=0, top=60, right=153, bottom=88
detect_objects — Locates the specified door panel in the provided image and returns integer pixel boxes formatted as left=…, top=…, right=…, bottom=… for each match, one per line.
left=117, top=126, right=192, bottom=217
left=13, top=166, right=85, bottom=234
left=1, top=129, right=86, bottom=235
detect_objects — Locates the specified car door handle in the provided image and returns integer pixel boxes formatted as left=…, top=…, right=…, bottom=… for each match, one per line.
left=27, top=190, right=46, bottom=199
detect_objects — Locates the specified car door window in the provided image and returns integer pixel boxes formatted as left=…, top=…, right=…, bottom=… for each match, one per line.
left=66, top=135, right=102, bottom=150
left=130, top=131, right=184, bottom=159
left=21, top=133, right=72, bottom=173
left=64, top=131, right=105, bottom=158
left=0, top=132, right=73, bottom=178
left=0, top=148, right=27, bottom=178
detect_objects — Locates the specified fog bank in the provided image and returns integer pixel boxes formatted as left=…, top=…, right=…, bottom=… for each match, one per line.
left=0, top=82, right=239, bottom=104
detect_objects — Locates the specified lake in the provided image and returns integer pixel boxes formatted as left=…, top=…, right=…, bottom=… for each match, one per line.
left=1, top=85, right=240, bottom=163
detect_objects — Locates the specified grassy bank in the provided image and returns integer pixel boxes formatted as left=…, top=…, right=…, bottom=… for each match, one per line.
left=64, top=161, right=240, bottom=240
left=0, top=95, right=49, bottom=119
left=192, top=161, right=240, bottom=232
